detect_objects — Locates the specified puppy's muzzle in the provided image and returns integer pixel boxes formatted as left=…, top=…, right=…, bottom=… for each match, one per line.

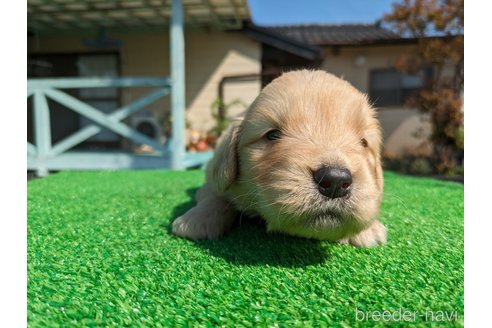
left=313, top=166, right=352, bottom=199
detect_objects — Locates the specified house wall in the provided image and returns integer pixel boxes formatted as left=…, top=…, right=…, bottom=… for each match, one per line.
left=320, top=44, right=432, bottom=156
left=27, top=33, right=439, bottom=156
left=28, top=30, right=261, bottom=143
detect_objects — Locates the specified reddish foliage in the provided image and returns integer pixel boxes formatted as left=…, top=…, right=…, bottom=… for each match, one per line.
left=384, top=0, right=464, bottom=174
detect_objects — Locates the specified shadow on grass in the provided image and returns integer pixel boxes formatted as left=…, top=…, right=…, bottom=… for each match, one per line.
left=164, top=187, right=330, bottom=268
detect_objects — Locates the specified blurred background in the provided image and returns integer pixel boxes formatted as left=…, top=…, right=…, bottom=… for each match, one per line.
left=27, top=0, right=463, bottom=179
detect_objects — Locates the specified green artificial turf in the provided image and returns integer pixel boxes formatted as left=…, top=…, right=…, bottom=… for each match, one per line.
left=28, top=170, right=464, bottom=327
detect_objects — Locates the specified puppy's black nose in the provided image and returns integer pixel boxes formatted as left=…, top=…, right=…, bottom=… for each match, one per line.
left=312, top=166, right=352, bottom=199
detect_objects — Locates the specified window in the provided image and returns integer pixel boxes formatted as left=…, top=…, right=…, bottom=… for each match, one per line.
left=28, top=53, right=121, bottom=147
left=77, top=54, right=119, bottom=143
left=369, top=68, right=428, bottom=107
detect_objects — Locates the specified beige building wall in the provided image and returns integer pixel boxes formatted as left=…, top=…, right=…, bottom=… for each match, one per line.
left=185, top=32, right=260, bottom=132
left=320, top=45, right=432, bottom=156
left=27, top=32, right=436, bottom=155
left=28, top=30, right=261, bottom=141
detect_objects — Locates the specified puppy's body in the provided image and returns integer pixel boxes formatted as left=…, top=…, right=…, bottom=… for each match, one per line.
left=173, top=70, right=387, bottom=247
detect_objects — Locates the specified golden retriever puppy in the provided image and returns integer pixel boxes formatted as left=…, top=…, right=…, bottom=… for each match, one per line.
left=172, top=70, right=386, bottom=247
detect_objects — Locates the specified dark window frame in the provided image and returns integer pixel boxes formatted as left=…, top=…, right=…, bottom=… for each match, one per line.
left=28, top=51, right=122, bottom=148
left=369, top=67, right=429, bottom=108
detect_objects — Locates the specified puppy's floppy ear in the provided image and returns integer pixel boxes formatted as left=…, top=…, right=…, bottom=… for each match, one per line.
left=206, top=120, right=242, bottom=192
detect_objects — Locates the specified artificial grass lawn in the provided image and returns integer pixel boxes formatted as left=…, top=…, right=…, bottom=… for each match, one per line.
left=28, top=170, right=464, bottom=327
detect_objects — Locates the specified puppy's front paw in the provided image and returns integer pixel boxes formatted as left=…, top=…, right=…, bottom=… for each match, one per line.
left=172, top=204, right=236, bottom=240
left=346, top=221, right=387, bottom=248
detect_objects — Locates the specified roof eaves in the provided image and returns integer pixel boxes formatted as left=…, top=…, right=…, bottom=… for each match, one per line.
left=242, top=23, right=322, bottom=61
left=319, top=34, right=461, bottom=47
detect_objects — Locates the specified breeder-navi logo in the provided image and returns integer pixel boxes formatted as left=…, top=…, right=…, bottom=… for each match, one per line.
left=355, top=308, right=459, bottom=322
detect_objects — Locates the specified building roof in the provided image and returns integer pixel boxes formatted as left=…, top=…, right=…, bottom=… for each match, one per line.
left=242, top=24, right=322, bottom=61
left=28, top=0, right=250, bottom=35
left=261, top=24, right=404, bottom=46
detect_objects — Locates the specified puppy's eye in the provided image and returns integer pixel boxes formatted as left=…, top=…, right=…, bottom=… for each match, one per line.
left=360, top=138, right=368, bottom=148
left=264, top=129, right=282, bottom=141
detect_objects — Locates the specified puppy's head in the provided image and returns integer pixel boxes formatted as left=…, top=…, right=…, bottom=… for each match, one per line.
left=208, top=70, right=383, bottom=240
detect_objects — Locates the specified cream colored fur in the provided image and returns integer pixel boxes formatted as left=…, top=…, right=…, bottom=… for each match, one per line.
left=172, top=70, right=386, bottom=247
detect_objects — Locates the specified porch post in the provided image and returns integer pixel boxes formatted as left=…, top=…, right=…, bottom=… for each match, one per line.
left=170, top=0, right=186, bottom=169
left=33, top=89, right=51, bottom=176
